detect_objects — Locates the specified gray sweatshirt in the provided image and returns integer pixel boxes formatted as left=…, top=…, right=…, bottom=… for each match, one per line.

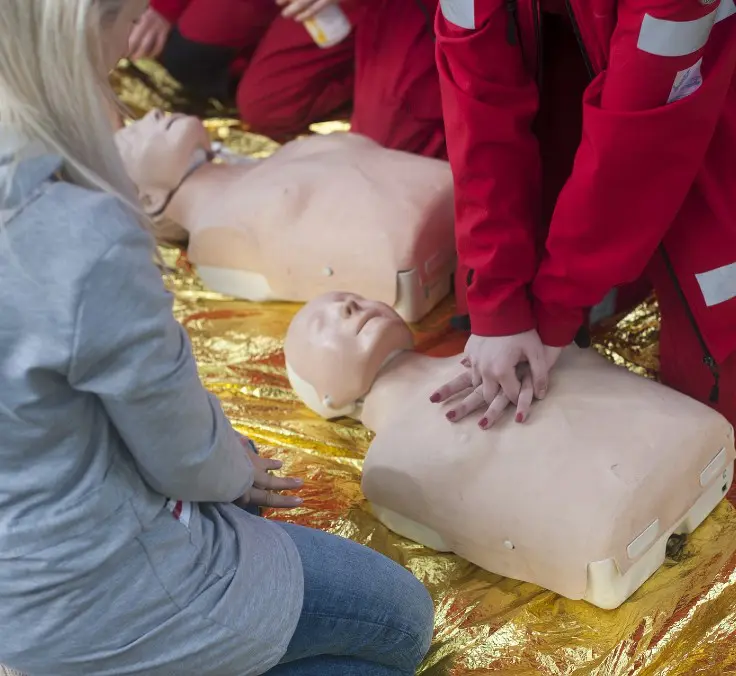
left=0, top=150, right=303, bottom=675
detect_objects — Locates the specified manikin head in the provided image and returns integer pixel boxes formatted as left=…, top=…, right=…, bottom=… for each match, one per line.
left=115, top=109, right=211, bottom=216
left=285, top=292, right=414, bottom=418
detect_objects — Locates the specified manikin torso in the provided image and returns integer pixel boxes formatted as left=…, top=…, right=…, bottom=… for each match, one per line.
left=356, top=348, right=735, bottom=608
left=133, top=123, right=456, bottom=322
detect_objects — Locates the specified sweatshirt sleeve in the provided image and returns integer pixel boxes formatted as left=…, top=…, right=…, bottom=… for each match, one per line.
left=68, top=219, right=254, bottom=503
left=532, top=0, right=736, bottom=346
left=435, top=0, right=542, bottom=336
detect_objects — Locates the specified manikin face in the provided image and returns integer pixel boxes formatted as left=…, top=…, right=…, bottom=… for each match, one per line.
left=115, top=109, right=212, bottom=202
left=285, top=292, right=414, bottom=412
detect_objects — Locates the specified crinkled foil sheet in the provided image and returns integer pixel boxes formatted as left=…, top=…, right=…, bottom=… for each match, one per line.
left=118, top=65, right=736, bottom=675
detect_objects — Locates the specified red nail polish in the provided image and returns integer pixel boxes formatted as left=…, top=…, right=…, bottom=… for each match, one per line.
left=479, top=418, right=488, bottom=429
left=430, top=393, right=441, bottom=403
left=446, top=411, right=456, bottom=421
left=516, top=413, right=524, bottom=423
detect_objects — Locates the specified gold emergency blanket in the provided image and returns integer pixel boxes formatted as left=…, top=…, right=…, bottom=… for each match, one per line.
left=120, top=63, right=736, bottom=675
left=163, top=252, right=736, bottom=676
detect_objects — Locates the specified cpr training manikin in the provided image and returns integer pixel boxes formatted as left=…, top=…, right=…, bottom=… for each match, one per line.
left=284, top=292, right=736, bottom=609
left=115, top=111, right=455, bottom=322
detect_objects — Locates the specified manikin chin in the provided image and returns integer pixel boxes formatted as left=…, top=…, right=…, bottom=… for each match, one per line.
left=115, top=111, right=456, bottom=323
left=284, top=292, right=736, bottom=610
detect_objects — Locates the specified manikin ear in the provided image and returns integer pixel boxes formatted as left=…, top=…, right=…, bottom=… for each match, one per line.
left=285, top=362, right=358, bottom=420
left=139, top=188, right=169, bottom=217
left=321, top=394, right=358, bottom=420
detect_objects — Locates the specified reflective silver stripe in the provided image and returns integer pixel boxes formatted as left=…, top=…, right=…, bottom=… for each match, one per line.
left=439, top=0, right=475, bottom=29
left=696, top=262, right=736, bottom=307
left=715, top=0, right=736, bottom=23
left=638, top=1, right=736, bottom=58
left=638, top=12, right=717, bottom=57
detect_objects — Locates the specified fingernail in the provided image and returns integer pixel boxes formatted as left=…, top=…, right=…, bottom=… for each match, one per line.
left=539, top=389, right=547, bottom=400
left=294, top=498, right=304, bottom=505
left=294, top=479, right=304, bottom=485
left=515, top=413, right=524, bottom=423
left=446, top=411, right=456, bottom=421
left=479, top=418, right=488, bottom=429
left=430, top=393, right=441, bottom=403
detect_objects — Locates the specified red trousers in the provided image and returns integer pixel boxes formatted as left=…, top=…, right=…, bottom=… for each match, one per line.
left=162, top=0, right=445, bottom=158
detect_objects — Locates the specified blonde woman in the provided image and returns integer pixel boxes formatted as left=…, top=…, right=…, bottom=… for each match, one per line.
left=0, top=2, right=434, bottom=674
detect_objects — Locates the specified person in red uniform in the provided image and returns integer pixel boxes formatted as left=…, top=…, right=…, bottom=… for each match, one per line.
left=431, top=0, right=736, bottom=428
left=128, top=0, right=446, bottom=158
left=128, top=0, right=352, bottom=137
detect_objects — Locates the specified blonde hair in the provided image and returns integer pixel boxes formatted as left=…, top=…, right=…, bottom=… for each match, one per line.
left=0, top=0, right=137, bottom=204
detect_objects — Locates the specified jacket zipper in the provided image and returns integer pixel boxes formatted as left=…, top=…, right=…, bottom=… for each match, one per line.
left=563, top=0, right=594, bottom=79
left=563, top=0, right=720, bottom=400
left=414, top=0, right=434, bottom=39
left=505, top=0, right=520, bottom=45
left=506, top=0, right=543, bottom=87
left=533, top=0, right=543, bottom=91
left=661, top=248, right=720, bottom=402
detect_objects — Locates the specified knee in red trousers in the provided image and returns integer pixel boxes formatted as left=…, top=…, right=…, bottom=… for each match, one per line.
left=236, top=16, right=355, bottom=140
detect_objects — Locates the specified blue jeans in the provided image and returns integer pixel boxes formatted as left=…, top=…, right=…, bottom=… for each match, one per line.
left=265, top=522, right=435, bottom=675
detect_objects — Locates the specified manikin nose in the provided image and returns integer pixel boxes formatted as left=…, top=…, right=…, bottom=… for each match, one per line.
left=146, top=109, right=164, bottom=122
left=339, top=299, right=360, bottom=318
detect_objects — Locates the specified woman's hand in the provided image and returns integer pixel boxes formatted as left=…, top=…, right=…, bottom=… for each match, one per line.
left=430, top=332, right=560, bottom=429
left=239, top=442, right=304, bottom=509
left=542, top=345, right=563, bottom=372
left=435, top=363, right=536, bottom=429
left=452, top=330, right=549, bottom=401
left=128, top=8, right=171, bottom=62
left=276, top=0, right=342, bottom=22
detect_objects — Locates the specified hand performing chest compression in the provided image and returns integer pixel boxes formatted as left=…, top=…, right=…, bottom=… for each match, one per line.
left=430, top=332, right=563, bottom=429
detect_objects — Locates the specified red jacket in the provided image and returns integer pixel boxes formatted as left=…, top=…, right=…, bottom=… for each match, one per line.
left=151, top=0, right=191, bottom=23
left=437, top=0, right=736, bottom=364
